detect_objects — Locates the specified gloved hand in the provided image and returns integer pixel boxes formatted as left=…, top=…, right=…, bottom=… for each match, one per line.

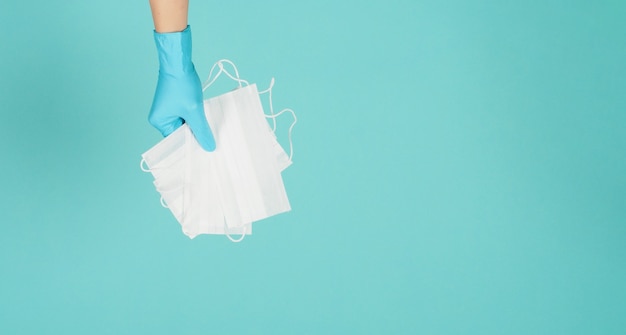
left=149, top=25, right=216, bottom=152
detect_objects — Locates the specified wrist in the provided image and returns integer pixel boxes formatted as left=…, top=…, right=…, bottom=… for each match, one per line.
left=154, top=25, right=195, bottom=75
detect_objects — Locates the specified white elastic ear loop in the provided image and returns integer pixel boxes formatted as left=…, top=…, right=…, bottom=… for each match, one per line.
left=224, top=222, right=247, bottom=243
left=265, top=109, right=297, bottom=162
left=259, top=78, right=297, bottom=161
left=142, top=159, right=170, bottom=208
left=140, top=157, right=184, bottom=173
left=202, top=59, right=249, bottom=92
left=153, top=183, right=184, bottom=209
left=258, top=78, right=277, bottom=132
left=140, top=158, right=151, bottom=172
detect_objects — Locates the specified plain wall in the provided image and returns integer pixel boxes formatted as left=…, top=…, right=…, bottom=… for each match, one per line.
left=0, top=1, right=625, bottom=334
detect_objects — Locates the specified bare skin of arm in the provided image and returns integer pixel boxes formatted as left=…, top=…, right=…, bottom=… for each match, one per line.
left=149, top=0, right=189, bottom=33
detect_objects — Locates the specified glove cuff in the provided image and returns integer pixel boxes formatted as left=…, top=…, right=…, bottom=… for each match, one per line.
left=153, top=25, right=195, bottom=75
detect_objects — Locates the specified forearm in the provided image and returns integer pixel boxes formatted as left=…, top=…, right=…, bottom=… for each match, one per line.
left=149, top=0, right=189, bottom=33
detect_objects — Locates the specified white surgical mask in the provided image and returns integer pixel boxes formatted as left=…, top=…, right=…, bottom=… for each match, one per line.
left=141, top=59, right=296, bottom=242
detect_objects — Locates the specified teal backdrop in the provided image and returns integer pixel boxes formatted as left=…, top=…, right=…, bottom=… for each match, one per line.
left=1, top=1, right=625, bottom=334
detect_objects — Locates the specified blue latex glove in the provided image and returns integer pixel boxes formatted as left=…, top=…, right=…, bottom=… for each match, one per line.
left=149, top=25, right=216, bottom=152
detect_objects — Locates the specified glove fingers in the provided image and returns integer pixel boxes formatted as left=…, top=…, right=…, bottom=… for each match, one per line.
left=148, top=108, right=184, bottom=137
left=161, top=120, right=183, bottom=137
left=185, top=104, right=216, bottom=152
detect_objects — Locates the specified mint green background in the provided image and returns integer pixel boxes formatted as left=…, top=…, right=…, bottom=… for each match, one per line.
left=1, top=1, right=625, bottom=334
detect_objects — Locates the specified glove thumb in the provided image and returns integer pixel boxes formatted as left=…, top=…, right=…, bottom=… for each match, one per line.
left=185, top=104, right=216, bottom=152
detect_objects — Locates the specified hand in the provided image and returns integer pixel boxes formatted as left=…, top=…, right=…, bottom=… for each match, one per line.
left=148, top=26, right=216, bottom=152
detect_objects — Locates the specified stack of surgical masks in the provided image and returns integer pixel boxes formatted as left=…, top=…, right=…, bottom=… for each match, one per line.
left=140, top=60, right=296, bottom=242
